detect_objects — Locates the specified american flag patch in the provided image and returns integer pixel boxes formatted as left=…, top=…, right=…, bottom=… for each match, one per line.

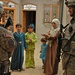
left=6, top=34, right=11, bottom=38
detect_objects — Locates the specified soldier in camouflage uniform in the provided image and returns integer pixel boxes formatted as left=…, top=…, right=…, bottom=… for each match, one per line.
left=0, top=26, right=17, bottom=75
left=62, top=0, right=75, bottom=75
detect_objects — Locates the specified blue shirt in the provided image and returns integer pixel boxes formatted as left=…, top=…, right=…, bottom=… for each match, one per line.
left=40, top=44, right=48, bottom=60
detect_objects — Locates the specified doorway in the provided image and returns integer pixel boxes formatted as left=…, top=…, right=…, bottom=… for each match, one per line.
left=23, top=11, right=36, bottom=32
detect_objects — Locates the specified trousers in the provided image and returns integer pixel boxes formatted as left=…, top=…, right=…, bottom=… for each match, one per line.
left=25, top=50, right=35, bottom=68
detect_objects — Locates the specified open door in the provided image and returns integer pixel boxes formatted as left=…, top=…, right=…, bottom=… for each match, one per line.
left=22, top=4, right=36, bottom=32
left=22, top=11, right=26, bottom=33
left=23, top=11, right=36, bottom=32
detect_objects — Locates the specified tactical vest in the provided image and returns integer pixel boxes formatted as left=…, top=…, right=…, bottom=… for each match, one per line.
left=62, top=18, right=75, bottom=52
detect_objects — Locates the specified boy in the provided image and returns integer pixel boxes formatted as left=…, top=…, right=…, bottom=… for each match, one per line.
left=25, top=24, right=37, bottom=68
left=11, top=24, right=27, bottom=71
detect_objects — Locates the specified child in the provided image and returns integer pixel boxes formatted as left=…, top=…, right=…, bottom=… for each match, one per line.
left=25, top=24, right=37, bottom=69
left=11, top=23, right=27, bottom=71
left=40, top=38, right=47, bottom=69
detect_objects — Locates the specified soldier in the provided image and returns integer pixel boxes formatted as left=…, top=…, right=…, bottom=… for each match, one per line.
left=62, top=0, right=75, bottom=75
left=0, top=26, right=17, bottom=75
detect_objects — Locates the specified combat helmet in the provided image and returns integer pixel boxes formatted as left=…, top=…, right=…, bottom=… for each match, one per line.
left=65, top=0, right=75, bottom=7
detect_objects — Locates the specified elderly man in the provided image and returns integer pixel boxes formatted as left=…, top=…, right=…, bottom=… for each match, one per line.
left=62, top=0, right=75, bottom=75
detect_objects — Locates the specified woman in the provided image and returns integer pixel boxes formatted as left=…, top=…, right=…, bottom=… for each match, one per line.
left=11, top=24, right=27, bottom=71
left=43, top=19, right=60, bottom=75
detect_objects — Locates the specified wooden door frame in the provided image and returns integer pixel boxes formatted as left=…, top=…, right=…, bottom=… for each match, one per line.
left=4, top=7, right=16, bottom=31
left=22, top=10, right=36, bottom=32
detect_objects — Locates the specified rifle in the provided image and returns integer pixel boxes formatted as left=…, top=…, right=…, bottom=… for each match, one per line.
left=56, top=0, right=65, bottom=61
left=60, top=0, right=64, bottom=33
left=58, top=0, right=64, bottom=46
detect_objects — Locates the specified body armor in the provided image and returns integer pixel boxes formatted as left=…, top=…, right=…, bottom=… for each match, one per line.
left=62, top=18, right=75, bottom=52
left=62, top=18, right=75, bottom=71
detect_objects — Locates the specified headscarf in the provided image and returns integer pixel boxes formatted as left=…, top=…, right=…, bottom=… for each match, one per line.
left=52, top=18, right=60, bottom=28
left=50, top=19, right=60, bottom=37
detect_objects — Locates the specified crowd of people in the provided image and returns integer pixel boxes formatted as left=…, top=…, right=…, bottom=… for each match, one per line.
left=0, top=0, right=75, bottom=75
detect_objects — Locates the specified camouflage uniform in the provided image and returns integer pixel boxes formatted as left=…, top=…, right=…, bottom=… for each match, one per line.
left=62, top=0, right=75, bottom=75
left=0, top=27, right=17, bottom=75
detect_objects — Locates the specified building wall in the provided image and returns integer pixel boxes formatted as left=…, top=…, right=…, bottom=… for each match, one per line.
left=21, top=0, right=60, bottom=39
left=12, top=0, right=21, bottom=23
left=12, top=0, right=71, bottom=39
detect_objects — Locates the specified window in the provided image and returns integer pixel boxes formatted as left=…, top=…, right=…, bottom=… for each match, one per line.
left=43, top=4, right=59, bottom=23
left=23, top=4, right=36, bottom=10
left=0, top=1, right=15, bottom=8
left=0, top=1, right=3, bottom=4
